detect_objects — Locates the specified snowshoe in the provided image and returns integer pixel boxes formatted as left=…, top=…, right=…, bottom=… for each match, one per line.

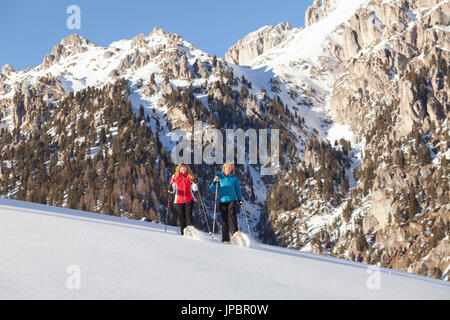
left=183, top=226, right=204, bottom=241
left=231, top=231, right=251, bottom=248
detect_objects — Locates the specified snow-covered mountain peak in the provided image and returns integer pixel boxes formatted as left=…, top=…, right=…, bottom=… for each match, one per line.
left=1, top=64, right=16, bottom=76
left=59, top=33, right=96, bottom=48
left=0, top=27, right=209, bottom=95
left=251, top=0, right=369, bottom=68
left=38, top=34, right=99, bottom=71
left=235, top=21, right=293, bottom=44
left=0, top=27, right=222, bottom=131
left=225, top=22, right=297, bottom=66
left=305, top=0, right=340, bottom=27
left=150, top=26, right=166, bottom=37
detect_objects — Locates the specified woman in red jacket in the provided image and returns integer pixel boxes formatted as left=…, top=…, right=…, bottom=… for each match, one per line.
left=169, top=162, right=198, bottom=235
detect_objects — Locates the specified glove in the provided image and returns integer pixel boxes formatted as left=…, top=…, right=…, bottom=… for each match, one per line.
left=193, top=177, right=199, bottom=184
left=168, top=185, right=174, bottom=194
left=239, top=200, right=245, bottom=207
left=213, top=176, right=219, bottom=184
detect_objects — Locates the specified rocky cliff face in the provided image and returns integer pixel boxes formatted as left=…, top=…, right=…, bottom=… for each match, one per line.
left=305, top=0, right=337, bottom=26
left=328, top=0, right=449, bottom=279
left=225, top=22, right=296, bottom=65
left=331, top=0, right=449, bottom=138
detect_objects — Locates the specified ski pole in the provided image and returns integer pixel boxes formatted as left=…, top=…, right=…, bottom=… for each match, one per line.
left=233, top=184, right=251, bottom=239
left=197, top=189, right=211, bottom=234
left=165, top=193, right=171, bottom=233
left=213, top=180, right=219, bottom=236
left=241, top=204, right=252, bottom=240
left=165, top=171, right=172, bottom=232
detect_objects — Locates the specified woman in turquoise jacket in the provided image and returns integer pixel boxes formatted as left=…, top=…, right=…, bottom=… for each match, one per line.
left=210, top=163, right=244, bottom=242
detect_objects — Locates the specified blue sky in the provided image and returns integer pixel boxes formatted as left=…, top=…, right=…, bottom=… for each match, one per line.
left=0, top=0, right=311, bottom=70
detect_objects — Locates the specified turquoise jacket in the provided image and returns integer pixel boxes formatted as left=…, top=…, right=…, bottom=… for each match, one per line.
left=210, top=172, right=243, bottom=203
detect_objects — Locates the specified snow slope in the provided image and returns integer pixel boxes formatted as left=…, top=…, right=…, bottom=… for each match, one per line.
left=0, top=198, right=448, bottom=299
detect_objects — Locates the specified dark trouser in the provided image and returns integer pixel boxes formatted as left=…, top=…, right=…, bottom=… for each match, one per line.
left=219, top=200, right=238, bottom=242
left=173, top=201, right=194, bottom=235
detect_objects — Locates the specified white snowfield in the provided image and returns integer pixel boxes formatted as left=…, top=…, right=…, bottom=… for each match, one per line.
left=0, top=198, right=448, bottom=300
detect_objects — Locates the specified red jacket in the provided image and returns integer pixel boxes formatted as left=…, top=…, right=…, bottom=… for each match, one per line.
left=170, top=174, right=197, bottom=204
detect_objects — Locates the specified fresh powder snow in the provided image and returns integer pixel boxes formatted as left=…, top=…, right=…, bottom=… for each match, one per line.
left=0, top=198, right=448, bottom=299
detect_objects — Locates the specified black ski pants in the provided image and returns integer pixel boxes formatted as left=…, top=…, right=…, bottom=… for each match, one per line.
left=173, top=201, right=194, bottom=235
left=219, top=200, right=238, bottom=242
